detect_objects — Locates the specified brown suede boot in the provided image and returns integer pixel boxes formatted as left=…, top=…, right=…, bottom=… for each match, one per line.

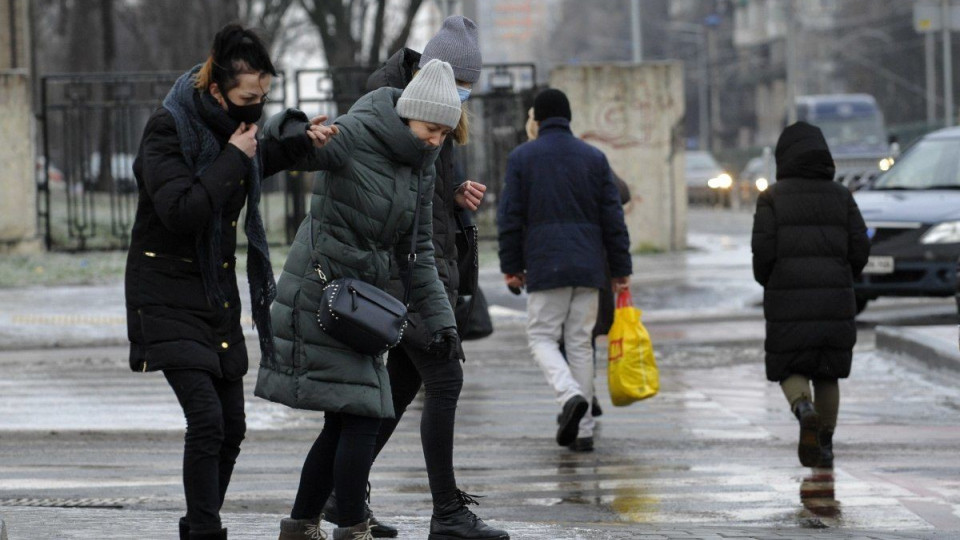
left=332, top=519, right=374, bottom=540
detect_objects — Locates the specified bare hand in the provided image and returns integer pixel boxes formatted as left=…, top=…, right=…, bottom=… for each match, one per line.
left=611, top=276, right=630, bottom=293
left=306, top=115, right=340, bottom=148
left=504, top=272, right=526, bottom=290
left=229, top=123, right=258, bottom=158
left=454, top=180, right=487, bottom=211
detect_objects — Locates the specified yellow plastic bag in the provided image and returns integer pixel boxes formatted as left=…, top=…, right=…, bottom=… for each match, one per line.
left=608, top=290, right=659, bottom=406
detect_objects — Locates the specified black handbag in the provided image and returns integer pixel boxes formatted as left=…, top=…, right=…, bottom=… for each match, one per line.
left=310, top=173, right=423, bottom=356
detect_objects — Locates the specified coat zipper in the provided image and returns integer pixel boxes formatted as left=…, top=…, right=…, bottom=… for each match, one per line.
left=143, top=251, right=194, bottom=263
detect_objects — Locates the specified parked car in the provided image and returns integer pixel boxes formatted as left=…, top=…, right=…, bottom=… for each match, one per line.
left=852, top=126, right=960, bottom=312
left=685, top=150, right=732, bottom=206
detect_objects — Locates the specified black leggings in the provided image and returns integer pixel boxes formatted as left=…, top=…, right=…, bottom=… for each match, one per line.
left=163, top=369, right=246, bottom=533
left=374, top=343, right=464, bottom=506
left=291, top=412, right=382, bottom=527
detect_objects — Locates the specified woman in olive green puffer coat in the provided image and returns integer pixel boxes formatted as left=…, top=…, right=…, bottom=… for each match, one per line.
left=255, top=60, right=463, bottom=539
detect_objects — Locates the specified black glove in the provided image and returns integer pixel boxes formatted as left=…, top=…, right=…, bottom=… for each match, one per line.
left=278, top=117, right=312, bottom=161
left=428, top=327, right=461, bottom=362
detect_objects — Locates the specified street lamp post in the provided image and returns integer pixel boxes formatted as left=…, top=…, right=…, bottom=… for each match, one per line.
left=943, top=0, right=954, bottom=126
left=670, top=22, right=709, bottom=151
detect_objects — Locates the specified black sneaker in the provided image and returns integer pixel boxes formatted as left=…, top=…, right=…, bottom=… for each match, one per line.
left=429, top=490, right=510, bottom=540
left=323, top=487, right=398, bottom=538
left=556, top=395, right=588, bottom=446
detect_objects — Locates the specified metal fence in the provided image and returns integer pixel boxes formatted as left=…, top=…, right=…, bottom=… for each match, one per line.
left=36, top=64, right=536, bottom=251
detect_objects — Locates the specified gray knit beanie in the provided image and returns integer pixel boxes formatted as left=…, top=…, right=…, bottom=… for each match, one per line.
left=419, top=15, right=482, bottom=84
left=396, top=59, right=462, bottom=129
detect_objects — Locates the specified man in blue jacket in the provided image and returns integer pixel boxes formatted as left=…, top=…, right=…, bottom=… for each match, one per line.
left=497, top=88, right=632, bottom=452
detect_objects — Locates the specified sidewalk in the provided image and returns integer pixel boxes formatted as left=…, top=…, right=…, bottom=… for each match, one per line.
left=2, top=284, right=959, bottom=373
left=0, top=507, right=945, bottom=540
left=875, top=324, right=960, bottom=371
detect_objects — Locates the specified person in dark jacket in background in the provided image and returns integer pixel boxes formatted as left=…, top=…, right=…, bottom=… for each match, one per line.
left=317, top=15, right=508, bottom=540
left=498, top=89, right=632, bottom=453
left=752, top=121, right=870, bottom=469
left=125, top=24, right=334, bottom=540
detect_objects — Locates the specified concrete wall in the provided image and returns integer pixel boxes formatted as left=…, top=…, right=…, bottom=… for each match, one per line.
left=0, top=0, right=39, bottom=253
left=0, top=70, right=38, bottom=253
left=550, top=62, right=686, bottom=252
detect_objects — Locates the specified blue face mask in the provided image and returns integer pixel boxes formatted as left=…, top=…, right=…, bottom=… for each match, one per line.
left=457, top=86, right=472, bottom=103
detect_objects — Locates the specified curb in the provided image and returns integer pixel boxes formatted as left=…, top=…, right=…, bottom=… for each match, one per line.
left=875, top=325, right=960, bottom=371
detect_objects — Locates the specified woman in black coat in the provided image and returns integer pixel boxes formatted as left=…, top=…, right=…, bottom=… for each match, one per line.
left=751, top=122, right=869, bottom=469
left=124, top=24, right=333, bottom=540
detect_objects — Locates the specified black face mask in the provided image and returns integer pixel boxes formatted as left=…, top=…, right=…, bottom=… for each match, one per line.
left=223, top=94, right=265, bottom=124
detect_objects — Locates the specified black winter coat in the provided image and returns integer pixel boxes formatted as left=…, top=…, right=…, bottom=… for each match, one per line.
left=125, top=105, right=306, bottom=379
left=752, top=122, right=870, bottom=382
left=366, top=48, right=464, bottom=348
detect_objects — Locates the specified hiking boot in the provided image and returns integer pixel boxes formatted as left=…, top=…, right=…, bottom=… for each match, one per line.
left=591, top=396, right=603, bottom=417
left=556, top=395, right=588, bottom=446
left=568, top=437, right=594, bottom=452
left=429, top=490, right=510, bottom=540
left=279, top=516, right=327, bottom=540
left=818, top=428, right=834, bottom=469
left=322, top=486, right=398, bottom=538
left=793, top=399, right=821, bottom=467
left=332, top=520, right=375, bottom=540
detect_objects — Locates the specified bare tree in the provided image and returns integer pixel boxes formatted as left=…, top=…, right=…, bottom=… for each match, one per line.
left=298, top=0, right=424, bottom=68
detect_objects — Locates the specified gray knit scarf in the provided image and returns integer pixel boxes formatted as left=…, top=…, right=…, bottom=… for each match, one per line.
left=161, top=65, right=276, bottom=361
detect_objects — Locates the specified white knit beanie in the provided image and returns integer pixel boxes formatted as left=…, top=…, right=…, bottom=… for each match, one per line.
left=395, top=59, right=462, bottom=129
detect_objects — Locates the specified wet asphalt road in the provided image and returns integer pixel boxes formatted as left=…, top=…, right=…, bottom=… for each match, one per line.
left=1, top=209, right=959, bottom=539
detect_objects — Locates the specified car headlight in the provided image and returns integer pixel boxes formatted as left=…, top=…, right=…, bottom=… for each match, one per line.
left=920, top=221, right=960, bottom=244
left=755, top=177, right=769, bottom=191
left=708, top=173, right=732, bottom=189
left=879, top=157, right=895, bottom=171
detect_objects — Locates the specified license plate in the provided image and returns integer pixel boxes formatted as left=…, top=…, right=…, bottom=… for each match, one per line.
left=862, top=256, right=894, bottom=274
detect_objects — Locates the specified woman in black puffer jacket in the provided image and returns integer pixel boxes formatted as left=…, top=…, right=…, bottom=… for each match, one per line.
left=125, top=24, right=332, bottom=540
left=752, top=121, right=870, bottom=469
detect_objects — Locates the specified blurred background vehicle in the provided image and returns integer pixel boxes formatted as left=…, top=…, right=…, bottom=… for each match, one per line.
left=685, top=150, right=733, bottom=207
left=795, top=94, right=899, bottom=179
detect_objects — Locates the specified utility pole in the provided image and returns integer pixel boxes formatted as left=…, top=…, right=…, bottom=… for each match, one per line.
left=943, top=0, right=954, bottom=126
left=926, top=31, right=937, bottom=124
left=785, top=0, right=798, bottom=124
left=630, top=0, right=642, bottom=63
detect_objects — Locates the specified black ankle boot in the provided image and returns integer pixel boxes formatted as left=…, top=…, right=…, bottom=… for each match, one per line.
left=323, top=487, right=398, bottom=538
left=429, top=490, right=510, bottom=540
left=792, top=399, right=821, bottom=468
left=189, top=528, right=226, bottom=540
left=818, top=428, right=834, bottom=468
left=179, top=517, right=190, bottom=540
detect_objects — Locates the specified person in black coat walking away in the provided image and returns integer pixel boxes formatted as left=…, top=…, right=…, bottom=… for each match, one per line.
left=124, top=24, right=335, bottom=540
left=751, top=121, right=870, bottom=469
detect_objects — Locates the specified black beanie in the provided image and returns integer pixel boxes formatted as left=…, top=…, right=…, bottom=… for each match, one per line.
left=533, top=88, right=572, bottom=121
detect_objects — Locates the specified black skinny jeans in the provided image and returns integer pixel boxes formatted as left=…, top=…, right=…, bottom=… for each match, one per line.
left=373, top=343, right=464, bottom=507
left=163, top=369, right=246, bottom=533
left=291, top=412, right=381, bottom=527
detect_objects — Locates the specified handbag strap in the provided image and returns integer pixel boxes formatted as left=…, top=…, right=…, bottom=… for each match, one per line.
left=308, top=169, right=423, bottom=307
